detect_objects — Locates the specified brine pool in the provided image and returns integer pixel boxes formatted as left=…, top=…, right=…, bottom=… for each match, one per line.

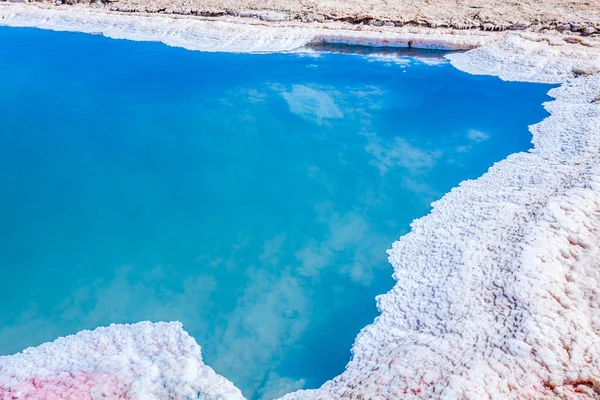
left=0, top=27, right=553, bottom=399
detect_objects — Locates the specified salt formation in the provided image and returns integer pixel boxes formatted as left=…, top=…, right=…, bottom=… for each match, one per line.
left=1, top=3, right=600, bottom=399
left=0, top=322, right=244, bottom=399
left=0, top=3, right=494, bottom=52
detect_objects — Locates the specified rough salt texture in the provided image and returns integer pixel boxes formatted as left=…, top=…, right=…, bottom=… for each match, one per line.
left=281, top=37, right=600, bottom=400
left=0, top=3, right=501, bottom=51
left=0, top=322, right=244, bottom=399
left=448, top=34, right=600, bottom=82
left=16, top=0, right=600, bottom=34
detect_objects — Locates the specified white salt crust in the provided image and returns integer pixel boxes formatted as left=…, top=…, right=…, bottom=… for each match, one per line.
left=0, top=321, right=244, bottom=399
left=0, top=3, right=496, bottom=51
left=1, top=5, right=600, bottom=399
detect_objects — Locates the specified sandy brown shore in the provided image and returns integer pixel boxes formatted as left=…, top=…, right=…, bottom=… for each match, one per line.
left=16, top=0, right=600, bottom=35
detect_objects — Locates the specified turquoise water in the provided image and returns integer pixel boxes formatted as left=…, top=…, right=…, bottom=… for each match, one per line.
left=0, top=28, right=552, bottom=399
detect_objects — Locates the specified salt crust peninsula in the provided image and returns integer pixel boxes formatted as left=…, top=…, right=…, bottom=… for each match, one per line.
left=1, top=1, right=600, bottom=399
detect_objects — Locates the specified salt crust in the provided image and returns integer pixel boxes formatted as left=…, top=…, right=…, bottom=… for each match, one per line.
left=1, top=4, right=599, bottom=399
left=0, top=321, right=244, bottom=399
left=0, top=3, right=497, bottom=51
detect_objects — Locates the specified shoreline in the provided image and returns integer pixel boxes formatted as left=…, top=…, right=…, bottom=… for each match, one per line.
left=11, top=0, right=600, bottom=35
left=2, top=2, right=600, bottom=54
left=1, top=2, right=600, bottom=399
left=0, top=3, right=501, bottom=52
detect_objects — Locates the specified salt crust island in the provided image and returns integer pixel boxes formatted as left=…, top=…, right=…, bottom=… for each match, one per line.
left=1, top=3, right=600, bottom=399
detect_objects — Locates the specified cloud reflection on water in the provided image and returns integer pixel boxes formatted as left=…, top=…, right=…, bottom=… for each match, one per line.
left=0, top=46, right=531, bottom=400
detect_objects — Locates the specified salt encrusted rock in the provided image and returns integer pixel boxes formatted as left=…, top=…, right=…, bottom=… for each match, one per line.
left=427, top=19, right=445, bottom=28
left=482, top=22, right=510, bottom=31
left=234, top=9, right=290, bottom=21
left=299, top=12, right=325, bottom=23
left=507, top=21, right=529, bottom=30
left=570, top=22, right=584, bottom=31
left=0, top=322, right=244, bottom=399
left=450, top=20, right=478, bottom=30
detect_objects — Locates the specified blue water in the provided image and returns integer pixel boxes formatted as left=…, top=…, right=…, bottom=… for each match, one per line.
left=0, top=27, right=553, bottom=399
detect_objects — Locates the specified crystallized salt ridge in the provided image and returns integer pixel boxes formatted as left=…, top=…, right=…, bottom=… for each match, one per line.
left=0, top=321, right=244, bottom=399
left=281, top=37, right=600, bottom=399
left=1, top=5, right=600, bottom=398
left=447, top=35, right=600, bottom=83
left=0, top=3, right=495, bottom=52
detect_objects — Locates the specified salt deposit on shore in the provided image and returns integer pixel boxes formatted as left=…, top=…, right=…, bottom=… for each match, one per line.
left=0, top=2, right=498, bottom=51
left=284, top=37, right=600, bottom=399
left=12, top=0, right=600, bottom=34
left=0, top=322, right=244, bottom=399
left=1, top=2, right=599, bottom=399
